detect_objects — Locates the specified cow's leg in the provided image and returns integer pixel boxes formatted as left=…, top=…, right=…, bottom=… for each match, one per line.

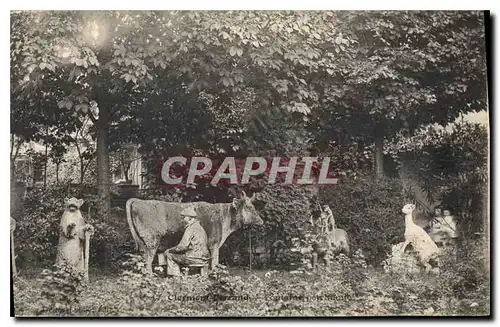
left=144, top=246, right=158, bottom=275
left=210, top=247, right=219, bottom=270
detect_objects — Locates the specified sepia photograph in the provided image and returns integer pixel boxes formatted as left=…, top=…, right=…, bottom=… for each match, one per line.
left=10, top=10, right=490, bottom=317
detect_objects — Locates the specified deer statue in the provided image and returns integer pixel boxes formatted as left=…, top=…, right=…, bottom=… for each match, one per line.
left=401, top=204, right=439, bottom=272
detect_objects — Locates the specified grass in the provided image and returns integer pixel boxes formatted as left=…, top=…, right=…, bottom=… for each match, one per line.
left=12, top=262, right=490, bottom=317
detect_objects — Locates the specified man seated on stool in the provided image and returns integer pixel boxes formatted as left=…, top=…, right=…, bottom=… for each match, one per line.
left=165, top=206, right=210, bottom=276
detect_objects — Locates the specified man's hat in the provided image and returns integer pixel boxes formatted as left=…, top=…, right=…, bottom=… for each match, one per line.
left=180, top=206, right=197, bottom=217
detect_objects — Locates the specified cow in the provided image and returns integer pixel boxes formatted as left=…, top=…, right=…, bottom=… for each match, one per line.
left=126, top=192, right=264, bottom=273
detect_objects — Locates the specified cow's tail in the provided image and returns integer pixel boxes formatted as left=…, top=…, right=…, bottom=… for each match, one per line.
left=126, top=198, right=141, bottom=252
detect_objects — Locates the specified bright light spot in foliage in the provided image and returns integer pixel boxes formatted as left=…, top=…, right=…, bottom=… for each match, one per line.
left=61, top=50, right=71, bottom=58
left=91, top=21, right=100, bottom=40
left=83, top=19, right=107, bottom=48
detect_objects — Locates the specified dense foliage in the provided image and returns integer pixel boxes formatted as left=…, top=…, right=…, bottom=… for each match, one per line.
left=14, top=240, right=489, bottom=317
left=394, top=122, right=488, bottom=235
left=38, top=264, right=85, bottom=315
left=319, top=178, right=407, bottom=266
left=220, top=184, right=318, bottom=267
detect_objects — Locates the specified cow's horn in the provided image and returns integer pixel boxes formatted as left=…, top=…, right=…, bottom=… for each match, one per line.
left=242, top=191, right=247, bottom=198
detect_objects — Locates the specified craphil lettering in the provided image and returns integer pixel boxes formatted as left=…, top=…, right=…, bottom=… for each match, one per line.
left=160, top=156, right=341, bottom=186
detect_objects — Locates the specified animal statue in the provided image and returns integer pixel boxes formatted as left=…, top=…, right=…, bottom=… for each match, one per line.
left=126, top=192, right=263, bottom=273
left=430, top=209, right=458, bottom=246
left=311, top=206, right=349, bottom=266
left=401, top=204, right=439, bottom=272
left=327, top=228, right=350, bottom=255
left=56, top=198, right=94, bottom=274
left=317, top=205, right=335, bottom=234
left=319, top=205, right=349, bottom=254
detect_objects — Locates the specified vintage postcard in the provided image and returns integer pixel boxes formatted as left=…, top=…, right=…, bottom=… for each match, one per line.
left=10, top=10, right=490, bottom=317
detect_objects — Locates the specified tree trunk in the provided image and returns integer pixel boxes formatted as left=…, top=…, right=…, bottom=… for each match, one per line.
left=97, top=104, right=111, bottom=222
left=80, top=159, right=85, bottom=184
left=248, top=229, right=252, bottom=271
left=96, top=101, right=111, bottom=268
left=44, top=127, right=48, bottom=187
left=374, top=135, right=384, bottom=178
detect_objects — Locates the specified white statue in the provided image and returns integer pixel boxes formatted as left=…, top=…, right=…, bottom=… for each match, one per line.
left=319, top=205, right=335, bottom=234
left=401, top=204, right=439, bottom=272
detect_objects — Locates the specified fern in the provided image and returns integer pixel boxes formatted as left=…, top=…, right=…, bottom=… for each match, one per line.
left=398, top=159, right=439, bottom=214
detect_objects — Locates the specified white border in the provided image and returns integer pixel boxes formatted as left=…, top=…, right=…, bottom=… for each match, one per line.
left=3, top=0, right=498, bottom=10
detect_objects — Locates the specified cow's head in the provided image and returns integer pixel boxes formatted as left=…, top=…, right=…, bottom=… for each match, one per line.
left=232, top=191, right=264, bottom=226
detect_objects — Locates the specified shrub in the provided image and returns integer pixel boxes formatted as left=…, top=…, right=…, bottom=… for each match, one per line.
left=37, top=264, right=85, bottom=315
left=116, top=254, right=169, bottom=315
left=436, top=241, right=490, bottom=315
left=371, top=239, right=490, bottom=316
left=337, top=250, right=368, bottom=295
left=219, top=184, right=317, bottom=268
left=205, top=264, right=247, bottom=311
left=137, top=187, right=185, bottom=202
left=289, top=231, right=319, bottom=272
left=382, top=244, right=422, bottom=275
left=319, top=177, right=407, bottom=266
left=256, top=185, right=317, bottom=266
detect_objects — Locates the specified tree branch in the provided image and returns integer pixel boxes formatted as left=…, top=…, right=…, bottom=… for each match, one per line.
left=11, top=136, right=23, bottom=163
left=10, top=136, right=14, bottom=158
left=88, top=110, right=97, bottom=125
left=82, top=157, right=94, bottom=183
left=80, top=116, right=90, bottom=137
